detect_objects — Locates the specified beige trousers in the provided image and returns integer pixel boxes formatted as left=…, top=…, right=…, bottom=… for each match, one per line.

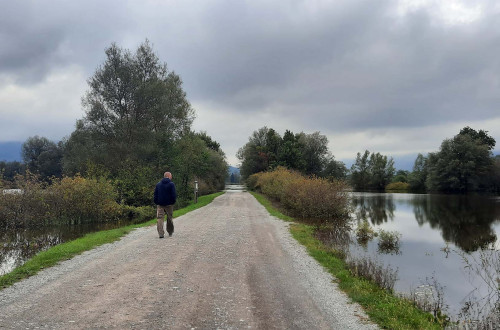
left=156, top=205, right=174, bottom=237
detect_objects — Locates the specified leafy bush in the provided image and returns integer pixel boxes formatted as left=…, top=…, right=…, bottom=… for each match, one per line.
left=248, top=167, right=351, bottom=221
left=346, top=255, right=398, bottom=292
left=0, top=174, right=152, bottom=227
left=0, top=172, right=47, bottom=228
left=113, top=164, right=157, bottom=207
left=378, top=229, right=402, bottom=254
left=120, top=205, right=155, bottom=223
left=47, top=175, right=121, bottom=223
left=283, top=176, right=350, bottom=219
left=245, top=174, right=259, bottom=191
left=356, top=221, right=376, bottom=244
left=385, top=182, right=410, bottom=192
left=257, top=167, right=299, bottom=202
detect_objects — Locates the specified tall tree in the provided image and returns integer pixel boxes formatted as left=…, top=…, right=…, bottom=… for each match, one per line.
left=237, top=127, right=271, bottom=178
left=62, top=41, right=226, bottom=205
left=392, top=170, right=410, bottom=183
left=458, top=127, right=495, bottom=150
left=0, top=161, right=25, bottom=183
left=67, top=40, right=194, bottom=175
left=22, top=136, right=63, bottom=179
left=368, top=152, right=395, bottom=190
left=408, top=153, right=427, bottom=191
left=297, top=131, right=329, bottom=176
left=350, top=150, right=371, bottom=190
left=322, top=156, right=348, bottom=180
left=426, top=128, right=495, bottom=192
left=278, top=130, right=305, bottom=171
left=238, top=128, right=334, bottom=178
left=265, top=128, right=282, bottom=169
left=350, top=150, right=394, bottom=190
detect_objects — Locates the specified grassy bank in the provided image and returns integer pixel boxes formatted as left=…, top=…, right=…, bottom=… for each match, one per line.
left=0, top=192, right=224, bottom=290
left=250, top=191, right=443, bottom=329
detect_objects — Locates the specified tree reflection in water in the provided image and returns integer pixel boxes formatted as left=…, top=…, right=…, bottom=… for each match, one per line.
left=351, top=194, right=396, bottom=225
left=352, top=193, right=499, bottom=253
left=411, top=194, right=499, bottom=252
left=0, top=232, right=63, bottom=275
left=0, top=220, right=137, bottom=276
left=349, top=192, right=500, bottom=324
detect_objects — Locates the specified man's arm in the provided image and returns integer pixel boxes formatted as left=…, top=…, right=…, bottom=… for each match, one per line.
left=154, top=185, right=158, bottom=205
left=172, top=183, right=177, bottom=204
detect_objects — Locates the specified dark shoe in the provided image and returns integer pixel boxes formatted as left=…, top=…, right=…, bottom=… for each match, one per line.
left=159, top=236, right=164, bottom=239
left=167, top=220, right=174, bottom=235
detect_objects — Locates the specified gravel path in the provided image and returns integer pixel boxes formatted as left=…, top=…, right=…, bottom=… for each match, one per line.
left=0, top=190, right=377, bottom=329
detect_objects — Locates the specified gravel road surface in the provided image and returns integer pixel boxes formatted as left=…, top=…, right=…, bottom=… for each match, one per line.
left=0, top=190, right=377, bottom=329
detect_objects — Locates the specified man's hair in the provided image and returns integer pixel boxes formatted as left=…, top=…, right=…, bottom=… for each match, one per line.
left=164, top=172, right=172, bottom=179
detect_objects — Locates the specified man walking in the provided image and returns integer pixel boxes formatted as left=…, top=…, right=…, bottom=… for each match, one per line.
left=154, top=172, right=177, bottom=238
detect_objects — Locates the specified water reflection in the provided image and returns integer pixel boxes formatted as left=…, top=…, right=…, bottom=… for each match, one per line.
left=413, top=195, right=498, bottom=252
left=348, top=192, right=500, bottom=322
left=351, top=193, right=499, bottom=252
left=0, top=219, right=140, bottom=276
left=353, top=194, right=396, bottom=225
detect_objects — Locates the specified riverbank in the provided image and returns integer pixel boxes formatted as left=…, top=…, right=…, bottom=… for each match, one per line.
left=0, top=192, right=224, bottom=290
left=0, top=190, right=375, bottom=329
left=250, top=191, right=444, bottom=329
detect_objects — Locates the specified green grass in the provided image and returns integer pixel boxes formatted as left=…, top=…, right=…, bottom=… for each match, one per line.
left=250, top=191, right=444, bottom=329
left=0, top=191, right=224, bottom=290
left=249, top=191, right=294, bottom=221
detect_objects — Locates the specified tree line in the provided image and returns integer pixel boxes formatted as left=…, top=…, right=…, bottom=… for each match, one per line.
left=237, top=126, right=500, bottom=193
left=0, top=41, right=227, bottom=207
left=237, top=127, right=347, bottom=180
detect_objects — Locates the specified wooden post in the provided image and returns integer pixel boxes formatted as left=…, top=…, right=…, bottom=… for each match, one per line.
left=194, top=180, right=198, bottom=203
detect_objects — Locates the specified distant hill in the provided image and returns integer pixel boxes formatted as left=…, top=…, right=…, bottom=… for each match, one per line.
left=228, top=166, right=240, bottom=175
left=0, top=142, right=23, bottom=162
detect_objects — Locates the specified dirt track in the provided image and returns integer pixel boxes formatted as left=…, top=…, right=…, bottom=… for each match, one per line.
left=0, top=190, right=376, bottom=329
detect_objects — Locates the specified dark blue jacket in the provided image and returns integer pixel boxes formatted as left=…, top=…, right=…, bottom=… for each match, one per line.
left=154, top=178, right=177, bottom=206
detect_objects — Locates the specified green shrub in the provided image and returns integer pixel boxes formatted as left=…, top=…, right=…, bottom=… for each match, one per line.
left=257, top=167, right=299, bottom=202
left=283, top=175, right=350, bottom=219
left=245, top=174, right=259, bottom=191
left=0, top=173, right=47, bottom=227
left=356, top=221, right=376, bottom=243
left=248, top=167, right=350, bottom=221
left=47, top=175, right=121, bottom=223
left=378, top=229, right=401, bottom=254
left=0, top=174, right=151, bottom=227
left=113, top=164, right=156, bottom=206
left=120, top=205, right=155, bottom=223
left=385, top=182, right=410, bottom=192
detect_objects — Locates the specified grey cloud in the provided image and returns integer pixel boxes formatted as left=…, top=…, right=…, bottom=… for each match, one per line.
left=159, top=1, right=500, bottom=131
left=1, top=0, right=499, bottom=160
left=0, top=0, right=133, bottom=83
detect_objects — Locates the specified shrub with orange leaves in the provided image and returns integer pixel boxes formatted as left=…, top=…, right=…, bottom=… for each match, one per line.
left=47, top=175, right=121, bottom=223
left=247, top=167, right=351, bottom=221
left=0, top=174, right=154, bottom=228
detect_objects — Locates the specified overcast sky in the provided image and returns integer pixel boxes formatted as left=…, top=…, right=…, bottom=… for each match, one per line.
left=1, top=0, right=499, bottom=168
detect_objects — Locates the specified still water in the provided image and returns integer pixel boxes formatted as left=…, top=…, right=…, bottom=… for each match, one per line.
left=0, top=219, right=139, bottom=276
left=349, top=192, right=500, bottom=321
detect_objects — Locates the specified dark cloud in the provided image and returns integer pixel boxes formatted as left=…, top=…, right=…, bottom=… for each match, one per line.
left=0, top=0, right=499, bottom=165
left=138, top=0, right=500, bottom=133
left=0, top=1, right=133, bottom=83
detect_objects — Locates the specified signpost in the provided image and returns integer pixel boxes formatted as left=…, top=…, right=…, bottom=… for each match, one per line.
left=194, top=180, right=198, bottom=203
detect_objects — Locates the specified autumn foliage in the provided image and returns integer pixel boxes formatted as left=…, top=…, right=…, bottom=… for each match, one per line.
left=0, top=173, right=153, bottom=228
left=248, top=167, right=350, bottom=220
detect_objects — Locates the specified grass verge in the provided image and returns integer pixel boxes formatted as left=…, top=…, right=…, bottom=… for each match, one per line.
left=250, top=191, right=443, bottom=329
left=0, top=191, right=224, bottom=290
left=249, top=191, right=294, bottom=221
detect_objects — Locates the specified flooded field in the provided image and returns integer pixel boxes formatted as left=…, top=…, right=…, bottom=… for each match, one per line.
left=345, top=192, right=500, bottom=323
left=0, top=219, right=140, bottom=276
